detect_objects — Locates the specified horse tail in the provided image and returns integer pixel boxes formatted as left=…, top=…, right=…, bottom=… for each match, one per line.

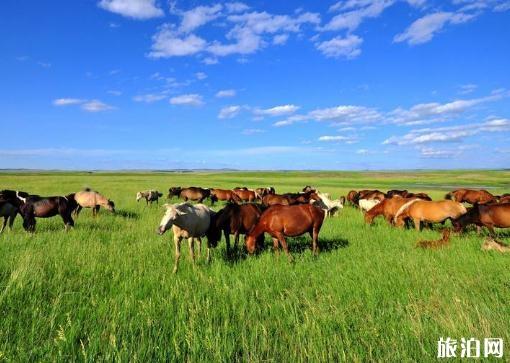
left=394, top=199, right=421, bottom=223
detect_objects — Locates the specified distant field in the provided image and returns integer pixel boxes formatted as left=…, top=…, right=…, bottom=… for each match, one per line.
left=1, top=170, right=509, bottom=361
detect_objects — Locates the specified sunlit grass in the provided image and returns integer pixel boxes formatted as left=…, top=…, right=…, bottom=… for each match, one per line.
left=0, top=170, right=509, bottom=361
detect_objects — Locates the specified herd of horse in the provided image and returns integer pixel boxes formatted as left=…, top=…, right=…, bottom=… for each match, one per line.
left=1, top=184, right=510, bottom=273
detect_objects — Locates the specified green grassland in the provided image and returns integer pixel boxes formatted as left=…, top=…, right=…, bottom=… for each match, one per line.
left=0, top=170, right=509, bottom=362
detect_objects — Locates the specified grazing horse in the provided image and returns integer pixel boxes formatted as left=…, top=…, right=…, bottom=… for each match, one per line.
left=346, top=190, right=358, bottom=206
left=73, top=189, right=115, bottom=217
left=313, top=192, right=343, bottom=217
left=358, top=199, right=381, bottom=212
left=245, top=204, right=325, bottom=259
left=157, top=203, right=215, bottom=273
left=136, top=190, right=163, bottom=205
left=394, top=200, right=467, bottom=231
left=210, top=189, right=242, bottom=205
left=175, top=187, right=211, bottom=203
left=364, top=196, right=420, bottom=225
left=20, top=194, right=77, bottom=232
left=262, top=193, right=291, bottom=206
left=209, top=203, right=265, bottom=254
left=405, top=192, right=432, bottom=201
left=256, top=187, right=275, bottom=197
left=452, top=203, right=510, bottom=235
left=445, top=189, right=496, bottom=204
left=167, top=187, right=182, bottom=199
left=233, top=188, right=259, bottom=203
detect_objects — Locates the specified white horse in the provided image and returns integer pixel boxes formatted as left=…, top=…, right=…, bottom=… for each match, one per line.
left=313, top=192, right=344, bottom=217
left=158, top=202, right=215, bottom=273
left=358, top=199, right=381, bottom=212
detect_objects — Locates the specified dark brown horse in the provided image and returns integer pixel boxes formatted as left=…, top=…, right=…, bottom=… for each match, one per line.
left=0, top=190, right=30, bottom=232
left=453, top=203, right=510, bottom=234
left=210, top=189, right=241, bottom=205
left=445, top=189, right=497, bottom=204
left=20, top=194, right=77, bottom=232
left=245, top=204, right=325, bottom=259
left=167, top=187, right=182, bottom=199
left=208, top=203, right=265, bottom=254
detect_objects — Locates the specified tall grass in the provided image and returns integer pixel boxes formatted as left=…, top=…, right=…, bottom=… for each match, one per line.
left=0, top=171, right=509, bottom=361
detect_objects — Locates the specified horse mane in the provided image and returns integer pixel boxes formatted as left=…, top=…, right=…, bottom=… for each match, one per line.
left=393, top=198, right=421, bottom=222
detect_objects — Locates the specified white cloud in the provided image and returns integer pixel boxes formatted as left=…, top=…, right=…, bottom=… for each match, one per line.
left=179, top=4, right=223, bottom=33
left=216, top=89, right=237, bottom=98
left=419, top=147, right=461, bottom=158
left=98, top=0, right=164, bottom=19
left=394, top=11, right=475, bottom=45
left=459, top=83, right=477, bottom=94
left=108, top=90, right=123, bottom=96
left=388, top=91, right=507, bottom=125
left=81, top=100, right=115, bottom=112
left=149, top=25, right=207, bottom=58
left=170, top=94, right=204, bottom=106
left=225, top=2, right=250, bottom=13
left=318, top=135, right=350, bottom=142
left=323, top=0, right=394, bottom=32
left=254, top=104, right=300, bottom=117
left=195, top=72, right=207, bottom=80
left=273, top=33, right=290, bottom=45
left=316, top=35, right=363, bottom=59
left=218, top=105, right=241, bottom=119
left=383, top=118, right=510, bottom=145
left=203, top=57, right=219, bottom=65
left=242, top=128, right=265, bottom=135
left=53, top=98, right=85, bottom=106
left=133, top=93, right=166, bottom=103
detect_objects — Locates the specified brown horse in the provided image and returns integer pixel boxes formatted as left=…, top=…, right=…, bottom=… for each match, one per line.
left=452, top=203, right=510, bottom=234
left=346, top=190, right=358, bottom=205
left=262, top=193, right=291, bottom=206
left=445, top=189, right=496, bottom=204
left=208, top=203, right=265, bottom=253
left=394, top=200, right=467, bottom=231
left=167, top=187, right=182, bottom=199
left=255, top=187, right=275, bottom=197
left=498, top=194, right=510, bottom=203
left=210, top=189, right=241, bottom=205
left=176, top=187, right=211, bottom=203
left=245, top=204, right=325, bottom=258
left=233, top=188, right=259, bottom=203
left=406, top=192, right=432, bottom=201
left=364, top=196, right=419, bottom=225
left=386, top=189, right=409, bottom=198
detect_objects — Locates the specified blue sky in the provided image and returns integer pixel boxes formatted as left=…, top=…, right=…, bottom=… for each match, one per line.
left=1, top=0, right=509, bottom=170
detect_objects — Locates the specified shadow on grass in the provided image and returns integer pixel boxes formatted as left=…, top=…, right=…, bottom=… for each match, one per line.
left=115, top=210, right=140, bottom=219
left=218, top=235, right=349, bottom=264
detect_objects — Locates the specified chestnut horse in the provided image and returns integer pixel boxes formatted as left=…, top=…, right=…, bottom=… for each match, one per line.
left=445, top=189, right=496, bottom=204
left=233, top=188, right=259, bottom=203
left=386, top=190, right=409, bottom=198
left=262, top=191, right=318, bottom=207
left=346, top=190, right=358, bottom=205
left=210, top=189, right=242, bottom=205
left=245, top=204, right=325, bottom=259
left=452, top=203, right=510, bottom=234
left=208, top=203, right=265, bottom=253
left=394, top=200, right=467, bottom=231
left=364, top=196, right=419, bottom=225
left=256, top=187, right=275, bottom=197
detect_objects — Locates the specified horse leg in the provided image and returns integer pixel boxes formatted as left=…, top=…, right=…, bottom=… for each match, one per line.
left=276, top=232, right=292, bottom=261
left=311, top=228, right=320, bottom=256
left=0, top=217, right=7, bottom=233
left=272, top=237, right=280, bottom=256
left=188, top=237, right=196, bottom=264
left=172, top=236, right=182, bottom=274
left=196, top=237, right=202, bottom=258
left=414, top=218, right=421, bottom=231
left=9, top=212, right=17, bottom=231
left=224, top=230, right=231, bottom=256
left=234, top=231, right=240, bottom=250
left=74, top=205, right=82, bottom=217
